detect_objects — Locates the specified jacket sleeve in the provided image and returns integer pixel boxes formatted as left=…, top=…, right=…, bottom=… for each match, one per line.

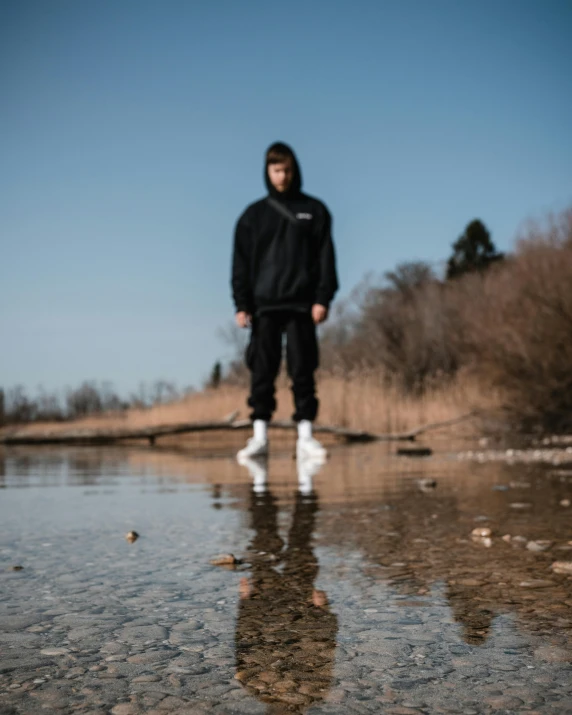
left=231, top=213, right=253, bottom=314
left=315, top=206, right=339, bottom=308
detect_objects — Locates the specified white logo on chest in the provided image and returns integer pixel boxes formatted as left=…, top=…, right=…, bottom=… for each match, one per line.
left=296, top=213, right=313, bottom=220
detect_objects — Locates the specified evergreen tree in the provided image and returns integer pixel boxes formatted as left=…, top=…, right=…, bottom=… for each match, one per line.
left=446, top=220, right=503, bottom=280
left=209, top=361, right=222, bottom=389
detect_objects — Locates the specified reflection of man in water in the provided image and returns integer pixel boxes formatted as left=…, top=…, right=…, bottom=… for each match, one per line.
left=446, top=582, right=495, bottom=645
left=235, top=460, right=338, bottom=711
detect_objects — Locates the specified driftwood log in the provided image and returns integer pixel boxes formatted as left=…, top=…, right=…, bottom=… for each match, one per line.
left=0, top=411, right=477, bottom=446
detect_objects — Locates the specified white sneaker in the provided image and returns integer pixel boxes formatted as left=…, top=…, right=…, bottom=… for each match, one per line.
left=237, top=437, right=268, bottom=461
left=297, top=455, right=324, bottom=495
left=296, top=437, right=327, bottom=462
left=237, top=456, right=268, bottom=494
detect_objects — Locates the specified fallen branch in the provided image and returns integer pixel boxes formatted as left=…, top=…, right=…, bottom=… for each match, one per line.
left=0, top=419, right=240, bottom=446
left=232, top=411, right=477, bottom=443
left=403, top=411, right=479, bottom=439
left=0, top=411, right=477, bottom=446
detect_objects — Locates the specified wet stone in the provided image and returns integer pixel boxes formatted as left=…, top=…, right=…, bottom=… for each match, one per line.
left=527, top=540, right=553, bottom=552
left=111, top=705, right=140, bottom=715
left=101, top=642, right=130, bottom=654
left=490, top=662, right=518, bottom=671
left=127, top=652, right=168, bottom=664
left=117, top=626, right=168, bottom=643
left=167, top=673, right=183, bottom=688
left=39, top=647, right=69, bottom=656
left=0, top=615, right=44, bottom=632
left=485, top=695, right=524, bottom=709
left=534, top=646, right=571, bottom=663
left=132, top=674, right=161, bottom=683
left=154, top=695, right=188, bottom=708
left=65, top=666, right=86, bottom=678
left=551, top=561, right=572, bottom=575
left=391, top=679, right=429, bottom=690
left=519, top=580, right=554, bottom=589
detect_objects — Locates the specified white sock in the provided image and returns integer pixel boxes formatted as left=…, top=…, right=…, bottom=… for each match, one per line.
left=253, top=419, right=268, bottom=442
left=298, top=419, right=312, bottom=441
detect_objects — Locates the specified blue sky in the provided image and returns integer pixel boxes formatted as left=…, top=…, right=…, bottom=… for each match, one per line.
left=2, top=0, right=571, bottom=394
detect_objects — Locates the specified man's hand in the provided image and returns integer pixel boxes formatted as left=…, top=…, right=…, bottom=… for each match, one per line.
left=312, top=589, right=328, bottom=608
left=235, top=311, right=251, bottom=328
left=311, top=304, right=328, bottom=325
left=239, top=577, right=252, bottom=600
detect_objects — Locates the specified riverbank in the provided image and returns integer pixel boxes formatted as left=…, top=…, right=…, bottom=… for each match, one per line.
left=0, top=374, right=493, bottom=449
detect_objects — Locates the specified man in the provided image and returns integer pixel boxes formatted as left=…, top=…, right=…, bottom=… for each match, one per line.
left=232, top=142, right=338, bottom=461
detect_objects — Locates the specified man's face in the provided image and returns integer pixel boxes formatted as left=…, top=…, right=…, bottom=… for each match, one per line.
left=267, top=158, right=293, bottom=193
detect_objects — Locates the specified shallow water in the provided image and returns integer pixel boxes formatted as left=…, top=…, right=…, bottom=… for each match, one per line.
left=1, top=444, right=572, bottom=714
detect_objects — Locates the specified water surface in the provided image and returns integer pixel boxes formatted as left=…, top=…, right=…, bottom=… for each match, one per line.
left=1, top=444, right=572, bottom=713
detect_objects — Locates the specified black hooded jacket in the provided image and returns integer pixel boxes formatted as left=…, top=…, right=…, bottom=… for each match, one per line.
left=231, top=146, right=339, bottom=315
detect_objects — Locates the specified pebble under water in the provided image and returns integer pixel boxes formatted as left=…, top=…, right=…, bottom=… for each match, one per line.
left=1, top=443, right=572, bottom=714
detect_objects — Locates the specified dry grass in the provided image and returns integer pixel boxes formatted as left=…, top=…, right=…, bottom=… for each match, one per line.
left=139, top=372, right=491, bottom=436
left=313, top=372, right=490, bottom=434
left=2, top=373, right=494, bottom=441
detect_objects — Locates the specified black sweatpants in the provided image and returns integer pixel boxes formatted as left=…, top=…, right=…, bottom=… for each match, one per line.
left=246, top=310, right=319, bottom=422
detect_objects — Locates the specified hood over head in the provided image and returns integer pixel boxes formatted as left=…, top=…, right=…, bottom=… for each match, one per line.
left=264, top=142, right=302, bottom=199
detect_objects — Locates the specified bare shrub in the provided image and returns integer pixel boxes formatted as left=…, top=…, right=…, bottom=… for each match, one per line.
left=0, top=381, right=188, bottom=425
left=319, top=207, right=572, bottom=432
left=320, top=263, right=459, bottom=392
left=457, top=209, right=572, bottom=431
left=66, top=382, right=104, bottom=418
left=3, top=386, right=38, bottom=424
left=218, top=321, right=249, bottom=386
